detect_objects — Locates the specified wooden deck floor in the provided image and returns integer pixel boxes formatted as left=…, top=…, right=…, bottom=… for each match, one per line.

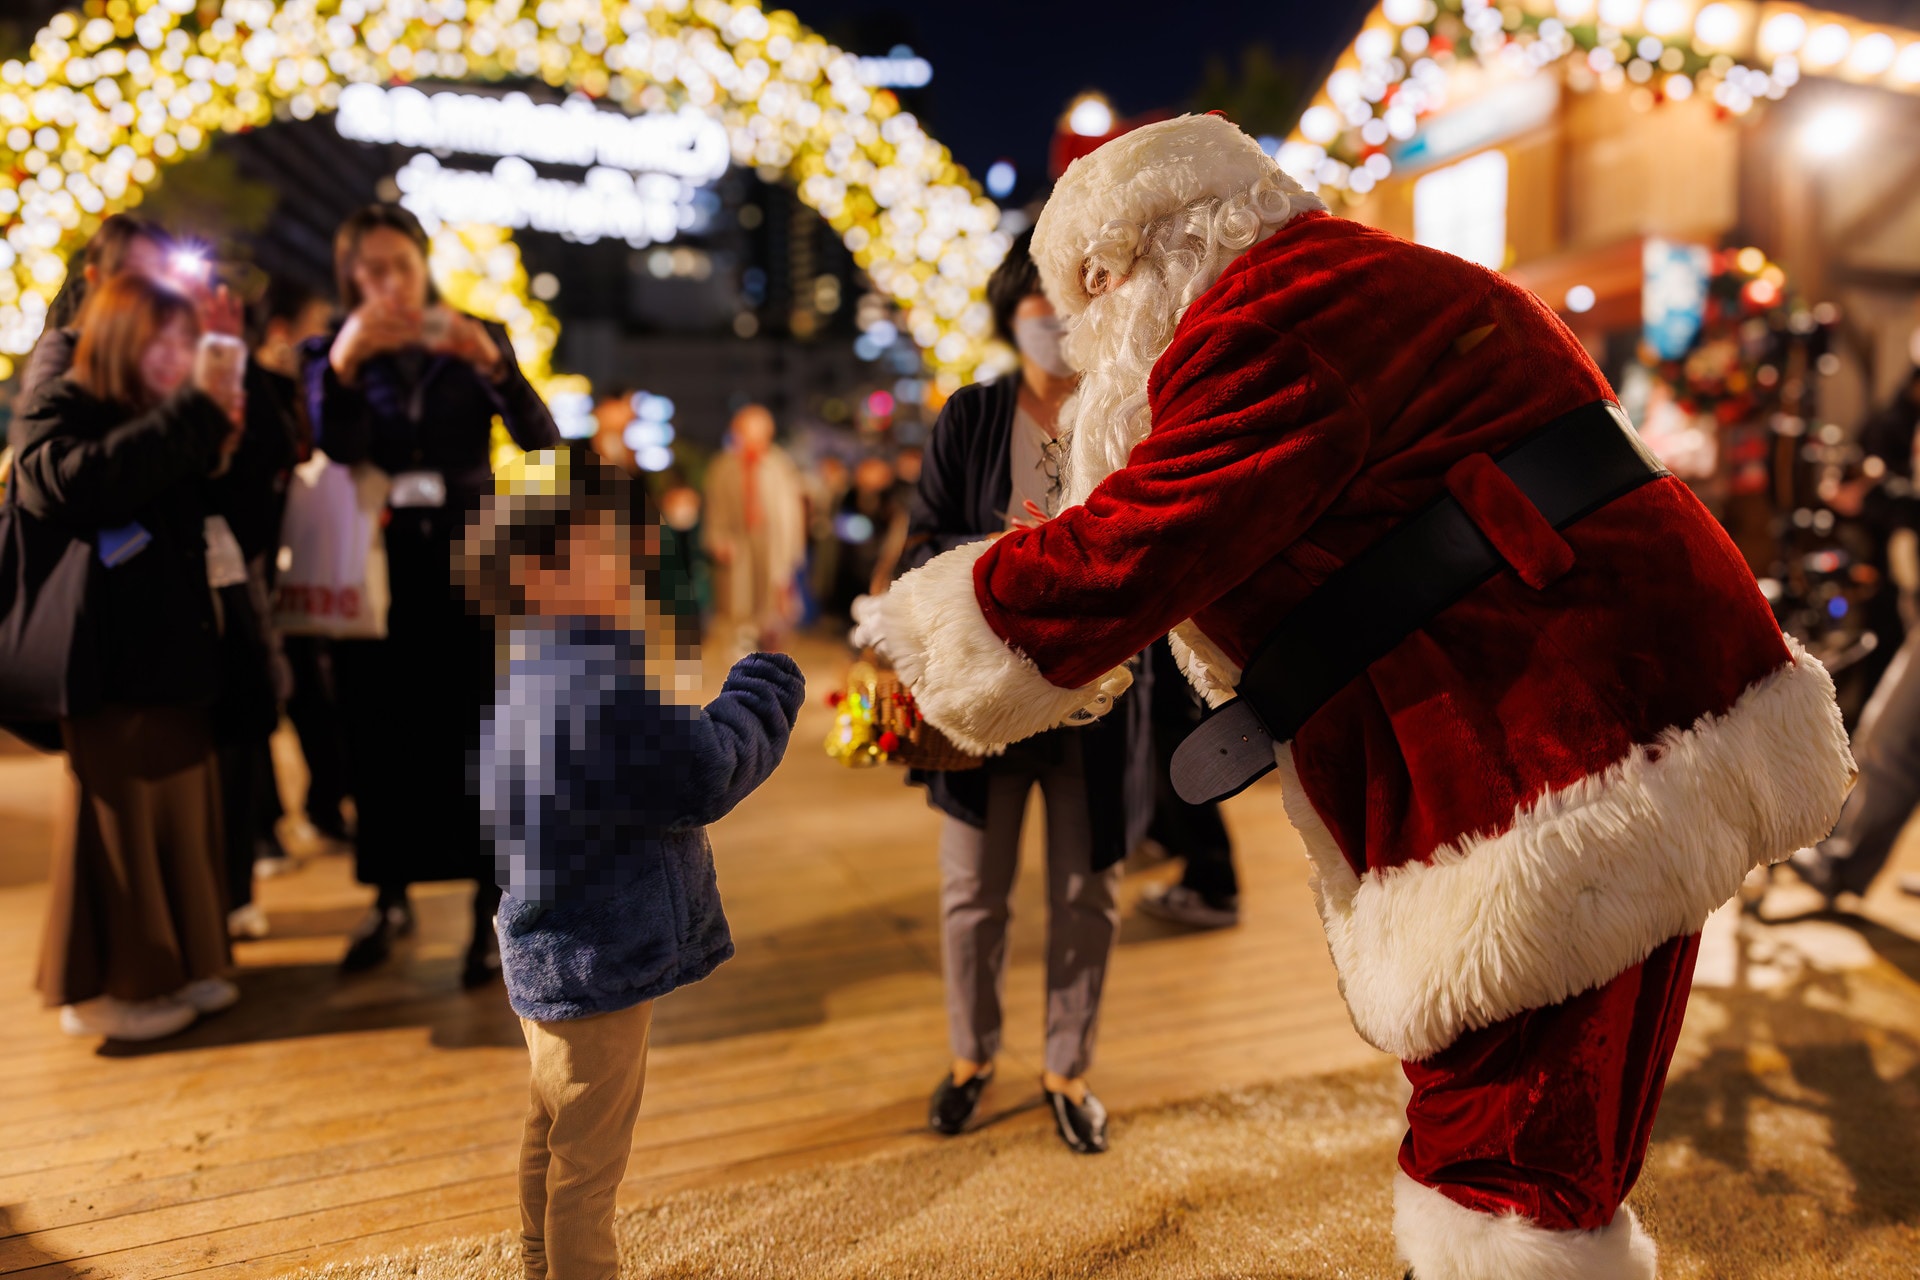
left=0, top=636, right=1383, bottom=1278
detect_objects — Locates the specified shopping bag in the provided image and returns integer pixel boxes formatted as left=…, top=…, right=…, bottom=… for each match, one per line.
left=273, top=451, right=390, bottom=639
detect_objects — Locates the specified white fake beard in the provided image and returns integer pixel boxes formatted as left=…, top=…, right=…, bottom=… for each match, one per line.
left=1053, top=271, right=1184, bottom=513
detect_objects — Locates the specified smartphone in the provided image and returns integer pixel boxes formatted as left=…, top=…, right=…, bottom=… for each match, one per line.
left=195, top=332, right=247, bottom=406
left=421, top=306, right=453, bottom=349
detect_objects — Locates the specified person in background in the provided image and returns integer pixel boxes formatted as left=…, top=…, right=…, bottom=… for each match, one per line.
left=892, top=442, right=923, bottom=503
left=25, top=218, right=245, bottom=399
left=459, top=449, right=803, bottom=1280
left=702, top=403, right=806, bottom=657
left=303, top=203, right=559, bottom=988
left=10, top=274, right=248, bottom=1041
left=1135, top=637, right=1241, bottom=929
left=588, top=385, right=640, bottom=476
left=253, top=280, right=354, bottom=847
left=205, top=274, right=313, bottom=940
left=657, top=471, right=709, bottom=638
left=253, top=279, right=335, bottom=444
left=804, top=452, right=850, bottom=619
left=894, top=227, right=1153, bottom=1154
left=21, top=214, right=171, bottom=400
left=1789, top=367, right=1920, bottom=908
left=830, top=453, right=907, bottom=617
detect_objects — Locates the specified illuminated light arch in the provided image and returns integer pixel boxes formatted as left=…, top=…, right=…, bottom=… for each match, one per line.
left=0, top=0, right=1010, bottom=399
left=1285, top=0, right=1920, bottom=202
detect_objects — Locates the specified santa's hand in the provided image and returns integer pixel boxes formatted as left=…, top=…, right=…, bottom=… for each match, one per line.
left=1061, top=665, right=1133, bottom=726
left=849, top=593, right=889, bottom=658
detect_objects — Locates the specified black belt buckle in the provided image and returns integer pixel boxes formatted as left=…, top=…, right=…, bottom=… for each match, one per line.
left=1170, top=698, right=1278, bottom=804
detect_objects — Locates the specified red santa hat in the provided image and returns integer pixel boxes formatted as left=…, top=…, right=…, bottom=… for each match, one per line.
left=1030, top=112, right=1326, bottom=319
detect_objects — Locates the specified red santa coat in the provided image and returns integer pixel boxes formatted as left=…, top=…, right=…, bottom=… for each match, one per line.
left=888, top=210, right=1853, bottom=1065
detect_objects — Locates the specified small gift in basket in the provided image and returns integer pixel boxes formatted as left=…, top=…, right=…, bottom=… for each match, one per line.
left=824, top=654, right=983, bottom=771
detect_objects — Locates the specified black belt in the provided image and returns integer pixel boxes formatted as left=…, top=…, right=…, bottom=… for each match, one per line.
left=1169, top=400, right=1667, bottom=805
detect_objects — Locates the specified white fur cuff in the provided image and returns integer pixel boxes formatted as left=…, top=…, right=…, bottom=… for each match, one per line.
left=874, top=540, right=1130, bottom=756
left=1394, top=1172, right=1658, bottom=1280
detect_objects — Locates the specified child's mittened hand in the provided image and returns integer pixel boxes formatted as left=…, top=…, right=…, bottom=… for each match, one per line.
left=725, top=652, right=806, bottom=721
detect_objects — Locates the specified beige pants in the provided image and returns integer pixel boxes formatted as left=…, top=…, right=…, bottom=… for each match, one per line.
left=518, top=1000, right=653, bottom=1280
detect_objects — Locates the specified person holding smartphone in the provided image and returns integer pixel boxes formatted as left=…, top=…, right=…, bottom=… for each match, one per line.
left=11, top=274, right=249, bottom=1041
left=301, top=204, right=559, bottom=988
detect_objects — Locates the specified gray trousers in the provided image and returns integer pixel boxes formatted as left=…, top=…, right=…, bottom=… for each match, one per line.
left=1822, top=625, right=1920, bottom=893
left=938, top=734, right=1121, bottom=1078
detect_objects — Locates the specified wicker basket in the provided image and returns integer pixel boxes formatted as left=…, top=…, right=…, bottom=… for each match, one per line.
left=871, top=661, right=984, bottom=772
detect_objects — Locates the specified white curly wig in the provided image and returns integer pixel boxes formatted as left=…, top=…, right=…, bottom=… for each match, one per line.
left=1031, top=113, right=1325, bottom=510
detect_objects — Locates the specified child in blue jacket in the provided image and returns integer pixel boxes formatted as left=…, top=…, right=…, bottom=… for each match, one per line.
left=460, top=449, right=803, bottom=1280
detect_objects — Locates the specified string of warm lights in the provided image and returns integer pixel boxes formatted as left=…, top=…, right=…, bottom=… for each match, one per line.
left=0, top=0, right=1007, bottom=395
left=1286, top=0, right=1920, bottom=201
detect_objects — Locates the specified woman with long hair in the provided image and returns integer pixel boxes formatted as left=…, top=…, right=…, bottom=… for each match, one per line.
left=10, top=274, right=248, bottom=1041
left=301, top=204, right=559, bottom=987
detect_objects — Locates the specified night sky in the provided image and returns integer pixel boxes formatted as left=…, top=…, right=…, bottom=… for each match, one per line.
left=790, top=0, right=1373, bottom=201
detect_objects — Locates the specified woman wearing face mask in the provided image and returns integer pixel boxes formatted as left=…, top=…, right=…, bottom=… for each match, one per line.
left=301, top=204, right=559, bottom=988
left=9, top=274, right=249, bottom=1041
left=890, top=227, right=1153, bottom=1154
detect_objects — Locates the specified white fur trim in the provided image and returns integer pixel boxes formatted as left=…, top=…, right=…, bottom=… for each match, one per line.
left=874, top=539, right=1131, bottom=756
left=1394, top=1172, right=1658, bottom=1280
left=1168, top=620, right=1241, bottom=708
left=1031, top=113, right=1326, bottom=319
left=1280, top=636, right=1854, bottom=1062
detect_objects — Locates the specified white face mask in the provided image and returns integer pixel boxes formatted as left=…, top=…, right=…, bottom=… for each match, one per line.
left=1013, top=314, right=1073, bottom=377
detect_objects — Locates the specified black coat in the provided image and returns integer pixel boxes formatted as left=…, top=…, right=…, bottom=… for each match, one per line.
left=18, top=326, right=76, bottom=403
left=298, top=321, right=560, bottom=886
left=300, top=321, right=557, bottom=501
left=9, top=377, right=232, bottom=711
left=899, top=377, right=1154, bottom=869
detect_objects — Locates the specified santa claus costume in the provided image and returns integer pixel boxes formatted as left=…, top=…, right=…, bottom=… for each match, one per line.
left=857, top=115, right=1855, bottom=1279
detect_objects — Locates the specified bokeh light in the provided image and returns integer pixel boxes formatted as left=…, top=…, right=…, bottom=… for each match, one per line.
left=0, top=0, right=1011, bottom=393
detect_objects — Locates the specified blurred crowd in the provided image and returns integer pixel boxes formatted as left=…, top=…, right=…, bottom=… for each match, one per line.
left=0, top=204, right=969, bottom=1047
left=5, top=203, right=1918, bottom=1056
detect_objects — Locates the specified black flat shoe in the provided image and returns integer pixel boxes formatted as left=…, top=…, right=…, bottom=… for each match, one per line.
left=340, top=901, right=413, bottom=973
left=928, top=1069, right=993, bottom=1135
left=1045, top=1085, right=1108, bottom=1154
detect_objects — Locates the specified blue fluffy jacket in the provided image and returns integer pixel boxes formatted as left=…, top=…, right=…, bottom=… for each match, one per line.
left=480, top=623, right=804, bottom=1022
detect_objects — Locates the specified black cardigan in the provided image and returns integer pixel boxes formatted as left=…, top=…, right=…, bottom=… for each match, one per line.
left=9, top=377, right=233, bottom=711
left=299, top=318, right=558, bottom=503
left=899, top=378, right=1154, bottom=869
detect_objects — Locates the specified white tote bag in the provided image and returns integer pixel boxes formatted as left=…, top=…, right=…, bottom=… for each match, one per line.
left=273, top=451, right=391, bottom=639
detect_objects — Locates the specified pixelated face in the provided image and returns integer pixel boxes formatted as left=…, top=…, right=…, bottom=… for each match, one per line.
left=514, top=509, right=657, bottom=624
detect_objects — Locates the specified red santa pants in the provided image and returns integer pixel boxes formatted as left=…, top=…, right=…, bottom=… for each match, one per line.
left=1399, top=931, right=1700, bottom=1230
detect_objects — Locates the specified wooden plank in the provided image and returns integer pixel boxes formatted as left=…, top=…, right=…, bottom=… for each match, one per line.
left=0, top=631, right=1375, bottom=1277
